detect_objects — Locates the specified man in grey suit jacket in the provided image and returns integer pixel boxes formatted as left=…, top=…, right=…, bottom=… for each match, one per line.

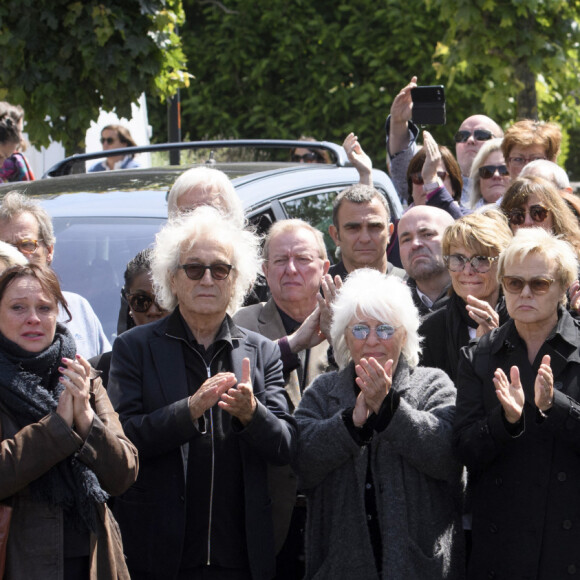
left=233, top=219, right=330, bottom=579
left=108, top=207, right=296, bottom=580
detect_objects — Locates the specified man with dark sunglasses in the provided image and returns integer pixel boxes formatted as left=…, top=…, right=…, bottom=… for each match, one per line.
left=386, top=76, right=503, bottom=206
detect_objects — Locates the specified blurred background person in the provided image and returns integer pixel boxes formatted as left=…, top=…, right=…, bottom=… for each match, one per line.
left=501, top=119, right=561, bottom=180
left=0, top=191, right=111, bottom=358
left=294, top=269, right=464, bottom=579
left=468, top=138, right=510, bottom=208
left=290, top=136, right=331, bottom=164
left=454, top=228, right=580, bottom=579
left=499, top=176, right=580, bottom=259
left=0, top=112, right=34, bottom=183
left=0, top=264, right=137, bottom=578
left=89, top=124, right=140, bottom=172
left=90, top=248, right=169, bottom=388
left=419, top=209, right=513, bottom=382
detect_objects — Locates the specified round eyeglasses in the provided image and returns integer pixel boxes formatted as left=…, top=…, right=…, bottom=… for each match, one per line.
left=178, top=263, right=234, bottom=281
left=444, top=254, right=498, bottom=274
left=348, top=323, right=398, bottom=341
left=506, top=205, right=549, bottom=227
left=8, top=239, right=40, bottom=255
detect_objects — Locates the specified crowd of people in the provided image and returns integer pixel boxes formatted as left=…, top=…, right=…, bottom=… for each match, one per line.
left=0, top=81, right=579, bottom=580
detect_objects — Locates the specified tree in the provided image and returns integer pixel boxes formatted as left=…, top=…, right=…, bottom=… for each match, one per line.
left=431, top=0, right=580, bottom=126
left=0, top=0, right=189, bottom=154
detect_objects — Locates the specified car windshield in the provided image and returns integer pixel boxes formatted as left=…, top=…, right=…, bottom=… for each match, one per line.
left=51, top=216, right=166, bottom=342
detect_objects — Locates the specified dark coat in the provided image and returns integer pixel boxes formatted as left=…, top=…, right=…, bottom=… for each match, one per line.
left=453, top=309, right=580, bottom=579
left=108, top=311, right=296, bottom=580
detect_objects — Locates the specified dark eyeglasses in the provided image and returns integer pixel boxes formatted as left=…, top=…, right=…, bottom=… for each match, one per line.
left=100, top=137, right=116, bottom=145
left=126, top=291, right=165, bottom=313
left=292, top=152, right=320, bottom=163
left=444, top=254, right=498, bottom=274
left=454, top=129, right=494, bottom=143
left=178, top=263, right=234, bottom=280
left=348, top=323, right=398, bottom=341
left=501, top=275, right=555, bottom=295
left=8, top=238, right=40, bottom=254
left=478, top=165, right=509, bottom=179
left=507, top=205, right=549, bottom=226
left=410, top=171, right=447, bottom=185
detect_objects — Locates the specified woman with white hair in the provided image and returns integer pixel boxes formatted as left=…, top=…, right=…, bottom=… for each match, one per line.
left=454, top=228, right=580, bottom=578
left=468, top=138, right=510, bottom=209
left=293, top=268, right=464, bottom=579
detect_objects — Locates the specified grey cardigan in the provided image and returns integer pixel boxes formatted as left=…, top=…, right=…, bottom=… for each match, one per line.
left=293, top=360, right=465, bottom=580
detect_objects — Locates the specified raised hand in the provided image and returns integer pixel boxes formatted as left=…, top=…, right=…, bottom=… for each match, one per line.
left=287, top=305, right=325, bottom=353
left=466, top=294, right=499, bottom=337
left=189, top=372, right=238, bottom=421
left=318, top=274, right=343, bottom=343
left=343, top=132, right=372, bottom=185
left=420, top=131, right=443, bottom=187
left=355, top=358, right=394, bottom=415
left=219, top=357, right=257, bottom=426
left=534, top=354, right=553, bottom=413
left=493, top=366, right=525, bottom=424
left=352, top=390, right=370, bottom=428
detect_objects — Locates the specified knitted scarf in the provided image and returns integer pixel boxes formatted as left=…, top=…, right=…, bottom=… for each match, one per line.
left=0, top=323, right=108, bottom=532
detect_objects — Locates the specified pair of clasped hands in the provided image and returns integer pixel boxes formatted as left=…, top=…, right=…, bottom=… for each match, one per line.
left=494, top=354, right=554, bottom=423
left=188, top=358, right=257, bottom=426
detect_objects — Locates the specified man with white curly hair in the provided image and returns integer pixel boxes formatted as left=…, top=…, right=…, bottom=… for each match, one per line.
left=108, top=206, right=296, bottom=580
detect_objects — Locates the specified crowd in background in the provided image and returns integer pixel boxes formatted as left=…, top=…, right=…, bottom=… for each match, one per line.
left=0, top=79, right=580, bottom=580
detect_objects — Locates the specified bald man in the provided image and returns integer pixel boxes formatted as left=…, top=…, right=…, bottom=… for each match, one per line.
left=398, top=206, right=455, bottom=316
left=386, top=76, right=503, bottom=205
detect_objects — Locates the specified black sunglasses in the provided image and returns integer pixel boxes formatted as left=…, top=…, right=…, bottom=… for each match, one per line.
left=478, top=165, right=509, bottom=179
left=410, top=171, right=447, bottom=185
left=100, top=137, right=116, bottom=145
left=292, top=152, right=320, bottom=163
left=501, top=276, right=555, bottom=295
left=126, top=291, right=164, bottom=313
left=454, top=129, right=494, bottom=143
left=507, top=205, right=549, bottom=226
left=178, top=263, right=234, bottom=281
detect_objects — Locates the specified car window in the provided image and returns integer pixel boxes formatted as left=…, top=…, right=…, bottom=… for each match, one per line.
left=51, top=216, right=166, bottom=343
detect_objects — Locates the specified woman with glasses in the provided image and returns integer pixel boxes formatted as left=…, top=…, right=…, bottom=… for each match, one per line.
left=289, top=136, right=331, bottom=164
left=468, top=139, right=510, bottom=208
left=419, top=209, right=513, bottom=382
left=90, top=248, right=168, bottom=388
left=294, top=268, right=464, bottom=579
left=501, top=119, right=561, bottom=180
left=89, top=124, right=140, bottom=172
left=454, top=228, right=580, bottom=579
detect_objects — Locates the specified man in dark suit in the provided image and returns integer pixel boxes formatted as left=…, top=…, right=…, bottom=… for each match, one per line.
left=397, top=205, right=454, bottom=317
left=108, top=206, right=296, bottom=580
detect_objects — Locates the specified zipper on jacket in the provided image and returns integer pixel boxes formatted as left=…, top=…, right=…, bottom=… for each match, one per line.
left=206, top=361, right=214, bottom=566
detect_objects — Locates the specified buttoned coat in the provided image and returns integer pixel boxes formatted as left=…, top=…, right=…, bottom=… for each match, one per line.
left=0, top=376, right=138, bottom=580
left=454, top=309, right=580, bottom=579
left=108, top=311, right=296, bottom=580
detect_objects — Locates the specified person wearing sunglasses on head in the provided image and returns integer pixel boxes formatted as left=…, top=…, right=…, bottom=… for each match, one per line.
left=386, top=76, right=503, bottom=205
left=501, top=119, right=561, bottom=180
left=89, top=248, right=169, bottom=389
left=293, top=268, right=464, bottom=579
left=89, top=124, right=140, bottom=172
left=419, top=209, right=513, bottom=383
left=107, top=206, right=296, bottom=580
left=468, top=138, right=510, bottom=208
left=454, top=228, right=580, bottom=579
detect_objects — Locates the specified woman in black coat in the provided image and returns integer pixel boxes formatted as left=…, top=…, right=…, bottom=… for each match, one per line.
left=419, top=209, right=513, bottom=382
left=454, top=227, right=580, bottom=579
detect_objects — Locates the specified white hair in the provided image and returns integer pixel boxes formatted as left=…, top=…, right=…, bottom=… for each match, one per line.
left=468, top=138, right=504, bottom=209
left=166, top=166, right=245, bottom=227
left=151, top=206, right=261, bottom=314
left=520, top=159, right=571, bottom=191
left=330, top=268, right=422, bottom=369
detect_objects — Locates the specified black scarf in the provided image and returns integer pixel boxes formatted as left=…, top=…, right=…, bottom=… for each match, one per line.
left=0, top=323, right=108, bottom=532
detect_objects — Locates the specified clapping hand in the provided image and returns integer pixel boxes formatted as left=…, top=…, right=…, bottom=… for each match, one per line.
left=219, top=358, right=257, bottom=426
left=493, top=366, right=525, bottom=424
left=534, top=354, right=553, bottom=413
